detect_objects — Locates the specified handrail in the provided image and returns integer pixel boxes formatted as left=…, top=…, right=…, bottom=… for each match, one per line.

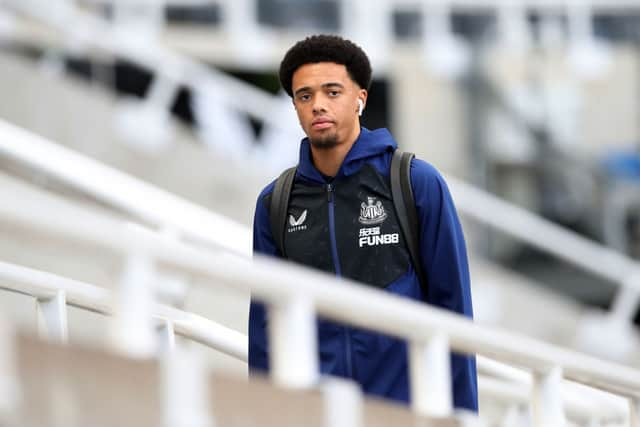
left=1, top=177, right=640, bottom=415
left=3, top=1, right=286, bottom=130
left=447, top=179, right=639, bottom=288
left=0, top=261, right=247, bottom=362
left=0, top=120, right=252, bottom=257
left=0, top=259, right=628, bottom=424
left=476, top=356, right=627, bottom=423
left=0, top=156, right=629, bottom=422
left=478, top=377, right=625, bottom=424
left=448, top=175, right=640, bottom=324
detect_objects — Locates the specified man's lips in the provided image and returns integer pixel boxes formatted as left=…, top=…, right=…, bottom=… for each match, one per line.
left=311, top=119, right=334, bottom=130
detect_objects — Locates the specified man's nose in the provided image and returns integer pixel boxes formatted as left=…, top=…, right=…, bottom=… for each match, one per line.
left=312, top=94, right=327, bottom=114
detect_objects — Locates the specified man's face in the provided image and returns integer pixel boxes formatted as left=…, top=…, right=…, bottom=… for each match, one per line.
left=291, top=62, right=366, bottom=150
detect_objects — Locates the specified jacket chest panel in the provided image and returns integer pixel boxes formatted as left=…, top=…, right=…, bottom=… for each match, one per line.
left=284, top=166, right=410, bottom=288
left=283, top=184, right=334, bottom=273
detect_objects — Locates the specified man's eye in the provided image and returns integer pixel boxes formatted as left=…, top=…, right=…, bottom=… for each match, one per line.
left=299, top=94, right=311, bottom=101
left=328, top=91, right=340, bottom=97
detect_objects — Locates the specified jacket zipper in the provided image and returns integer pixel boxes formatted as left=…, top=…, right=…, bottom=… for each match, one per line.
left=326, top=183, right=342, bottom=276
left=326, top=183, right=353, bottom=379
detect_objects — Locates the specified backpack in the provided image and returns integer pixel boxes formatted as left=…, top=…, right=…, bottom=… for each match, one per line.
left=269, top=149, right=429, bottom=298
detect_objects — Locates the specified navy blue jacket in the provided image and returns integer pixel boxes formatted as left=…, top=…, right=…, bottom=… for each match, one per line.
left=249, top=127, right=478, bottom=411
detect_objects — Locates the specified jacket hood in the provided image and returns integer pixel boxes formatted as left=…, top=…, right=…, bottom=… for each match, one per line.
left=297, top=127, right=397, bottom=182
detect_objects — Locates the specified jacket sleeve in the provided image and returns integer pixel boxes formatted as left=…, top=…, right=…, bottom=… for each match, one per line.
left=410, top=159, right=478, bottom=412
left=248, top=181, right=279, bottom=373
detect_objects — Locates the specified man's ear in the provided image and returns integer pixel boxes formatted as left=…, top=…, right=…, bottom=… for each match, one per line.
left=359, top=89, right=368, bottom=107
left=357, top=89, right=368, bottom=115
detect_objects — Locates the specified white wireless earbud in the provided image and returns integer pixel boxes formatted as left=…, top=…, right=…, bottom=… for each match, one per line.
left=357, top=99, right=364, bottom=116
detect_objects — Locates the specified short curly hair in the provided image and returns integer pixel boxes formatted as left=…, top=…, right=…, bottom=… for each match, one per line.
left=279, top=34, right=372, bottom=97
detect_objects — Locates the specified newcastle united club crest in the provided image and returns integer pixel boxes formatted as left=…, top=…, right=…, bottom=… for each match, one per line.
left=359, top=196, right=387, bottom=225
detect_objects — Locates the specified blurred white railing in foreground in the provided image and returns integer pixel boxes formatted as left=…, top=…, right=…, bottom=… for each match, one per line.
left=2, top=124, right=640, bottom=426
left=0, top=261, right=247, bottom=361
left=3, top=169, right=640, bottom=427
left=0, top=258, right=629, bottom=426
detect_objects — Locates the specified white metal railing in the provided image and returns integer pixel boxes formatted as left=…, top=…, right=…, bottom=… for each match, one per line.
left=1, top=0, right=305, bottom=172
left=2, top=159, right=640, bottom=426
left=0, top=261, right=246, bottom=361
left=1, top=0, right=288, bottom=127
left=448, top=175, right=640, bottom=325
left=0, top=119, right=252, bottom=256
left=0, top=258, right=630, bottom=425
left=0, top=163, right=629, bottom=426
left=477, top=355, right=628, bottom=425
left=0, top=134, right=629, bottom=425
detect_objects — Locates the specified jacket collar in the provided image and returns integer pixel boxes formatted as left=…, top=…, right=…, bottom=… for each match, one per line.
left=297, top=127, right=397, bottom=183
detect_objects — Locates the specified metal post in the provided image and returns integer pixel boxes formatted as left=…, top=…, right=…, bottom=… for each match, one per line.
left=566, top=0, right=611, bottom=79
left=115, top=74, right=178, bottom=151
left=567, top=1, right=593, bottom=44
left=162, top=345, right=212, bottom=427
left=322, top=378, right=363, bottom=427
left=220, top=0, right=268, bottom=64
left=496, top=3, right=531, bottom=52
left=221, top=0, right=256, bottom=37
left=157, top=319, right=176, bottom=355
left=420, top=1, right=470, bottom=78
left=501, top=404, right=522, bottom=427
left=531, top=366, right=566, bottom=427
left=268, top=296, right=318, bottom=389
left=585, top=417, right=602, bottom=427
left=610, top=272, right=640, bottom=323
left=339, top=0, right=391, bottom=69
left=112, top=0, right=166, bottom=37
left=36, top=290, right=68, bottom=343
left=630, top=397, right=640, bottom=427
left=409, top=333, right=452, bottom=417
left=602, top=184, right=632, bottom=255
left=146, top=75, right=179, bottom=112
left=110, top=251, right=156, bottom=358
left=458, top=411, right=486, bottom=427
left=0, top=318, right=19, bottom=422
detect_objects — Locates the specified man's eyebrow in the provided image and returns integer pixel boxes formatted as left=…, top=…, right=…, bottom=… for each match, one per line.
left=322, top=82, right=344, bottom=89
left=293, top=82, right=345, bottom=97
left=293, top=86, right=311, bottom=97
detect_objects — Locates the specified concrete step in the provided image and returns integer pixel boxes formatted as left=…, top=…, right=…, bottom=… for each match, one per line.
left=5, top=333, right=460, bottom=427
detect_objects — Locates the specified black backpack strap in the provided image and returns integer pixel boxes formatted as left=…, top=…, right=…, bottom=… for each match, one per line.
left=269, top=166, right=297, bottom=258
left=390, top=150, right=429, bottom=299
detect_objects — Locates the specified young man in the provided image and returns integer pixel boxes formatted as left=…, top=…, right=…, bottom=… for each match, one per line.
left=249, top=34, right=477, bottom=411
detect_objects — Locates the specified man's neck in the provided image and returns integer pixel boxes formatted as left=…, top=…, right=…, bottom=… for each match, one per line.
left=310, top=127, right=361, bottom=178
